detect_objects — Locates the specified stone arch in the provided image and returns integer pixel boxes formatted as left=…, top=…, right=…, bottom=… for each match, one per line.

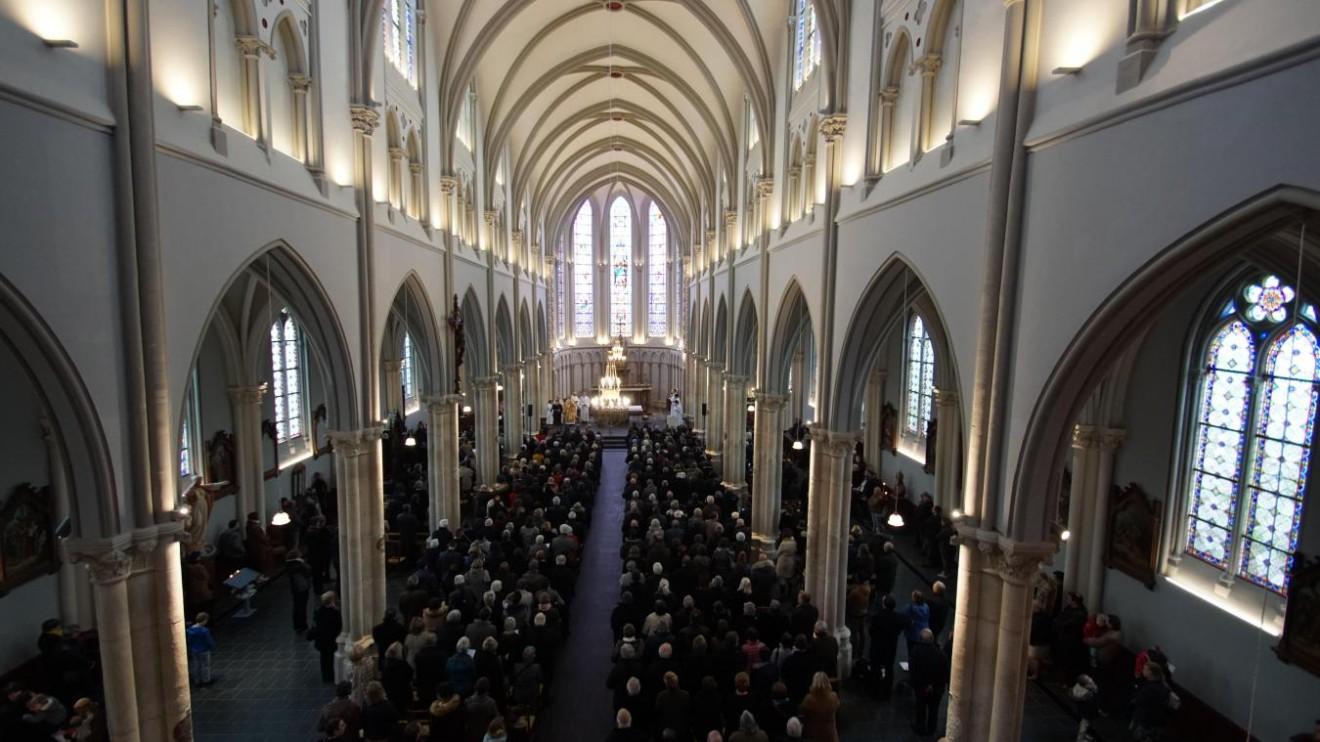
left=767, top=280, right=815, bottom=395
left=733, top=289, right=758, bottom=377
left=535, top=302, right=549, bottom=353
left=712, top=296, right=730, bottom=365
left=459, top=288, right=490, bottom=379
left=0, top=275, right=120, bottom=537
left=832, top=255, right=959, bottom=433
left=380, top=272, right=446, bottom=410
left=518, top=301, right=534, bottom=361
left=698, top=299, right=712, bottom=357
left=494, top=295, right=514, bottom=368
left=1012, top=185, right=1320, bottom=542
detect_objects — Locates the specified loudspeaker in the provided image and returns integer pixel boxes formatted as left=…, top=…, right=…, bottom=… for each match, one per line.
left=701, top=402, right=708, bottom=417
left=527, top=404, right=534, bottom=417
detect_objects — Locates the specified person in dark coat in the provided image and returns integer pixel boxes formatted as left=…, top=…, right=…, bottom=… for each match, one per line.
left=653, top=672, right=692, bottom=738
left=874, top=542, right=899, bottom=597
left=372, top=610, right=407, bottom=664
left=287, top=549, right=312, bottom=634
left=395, top=505, right=421, bottom=566
left=909, top=629, right=949, bottom=736
left=927, top=581, right=950, bottom=639
left=312, top=592, right=344, bottom=684
left=380, top=642, right=414, bottom=711
left=868, top=595, right=909, bottom=701
left=780, top=636, right=816, bottom=704
left=360, top=682, right=399, bottom=742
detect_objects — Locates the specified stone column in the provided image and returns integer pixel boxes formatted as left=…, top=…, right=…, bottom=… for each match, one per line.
left=933, top=387, right=962, bottom=514
left=523, top=358, right=540, bottom=433
left=328, top=428, right=385, bottom=678
left=382, top=359, right=403, bottom=417
left=235, top=36, right=265, bottom=142
left=1064, top=425, right=1098, bottom=595
left=723, top=374, right=750, bottom=485
left=987, top=549, right=1047, bottom=742
left=228, top=384, right=267, bottom=529
left=42, top=418, right=95, bottom=629
left=863, top=368, right=886, bottom=471
left=289, top=73, right=311, bottom=162
left=472, top=376, right=500, bottom=483
left=540, top=352, right=555, bottom=407
left=706, top=363, right=726, bottom=461
left=1085, top=427, right=1123, bottom=608
left=751, top=393, right=788, bottom=542
left=915, top=54, right=943, bottom=158
left=502, top=365, right=523, bottom=457
left=425, top=395, right=463, bottom=530
left=804, top=427, right=858, bottom=675
left=72, top=547, right=139, bottom=742
left=789, top=351, right=806, bottom=424
left=691, top=355, right=707, bottom=432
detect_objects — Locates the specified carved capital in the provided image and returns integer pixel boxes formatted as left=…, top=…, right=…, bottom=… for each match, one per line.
left=1100, top=428, right=1127, bottom=450
left=409, top=162, right=423, bottom=174
left=382, top=359, right=403, bottom=373
left=483, top=210, right=499, bottom=226
left=994, top=550, right=1046, bottom=585
left=705, top=230, right=718, bottom=244
left=807, top=426, right=860, bottom=458
left=820, top=114, right=848, bottom=143
left=438, top=176, right=458, bottom=195
left=879, top=86, right=899, bottom=105
left=755, top=177, right=775, bottom=197
left=933, top=386, right=959, bottom=408
left=328, top=428, right=379, bottom=458
left=915, top=53, right=943, bottom=77
left=502, top=364, right=523, bottom=376
left=705, top=362, right=725, bottom=373
left=228, top=383, right=268, bottom=406
left=350, top=105, right=380, bottom=134
left=471, top=376, right=501, bottom=391
left=754, top=392, right=789, bottom=411
left=724, top=210, right=738, bottom=226
left=235, top=35, right=266, bottom=58
left=84, top=549, right=133, bottom=584
left=388, top=146, right=407, bottom=160
left=512, top=230, right=524, bottom=247
left=288, top=73, right=312, bottom=92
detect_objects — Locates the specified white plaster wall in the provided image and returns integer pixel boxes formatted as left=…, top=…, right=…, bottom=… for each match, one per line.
left=0, top=0, right=112, bottom=123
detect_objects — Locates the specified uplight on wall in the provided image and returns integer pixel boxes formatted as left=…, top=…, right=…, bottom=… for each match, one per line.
left=162, top=71, right=203, bottom=112
left=24, top=3, right=77, bottom=48
left=1051, top=66, right=1084, bottom=76
left=956, top=118, right=983, bottom=128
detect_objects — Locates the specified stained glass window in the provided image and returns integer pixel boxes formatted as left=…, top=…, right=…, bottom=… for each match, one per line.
left=904, top=314, right=935, bottom=439
left=573, top=202, right=594, bottom=338
left=556, top=257, right=566, bottom=337
left=402, top=332, right=417, bottom=404
left=178, top=370, right=200, bottom=478
left=792, top=0, right=820, bottom=91
left=1185, top=274, right=1314, bottom=596
left=610, top=197, right=632, bottom=336
left=648, top=203, right=668, bottom=337
left=383, top=0, right=417, bottom=86
left=270, top=311, right=304, bottom=443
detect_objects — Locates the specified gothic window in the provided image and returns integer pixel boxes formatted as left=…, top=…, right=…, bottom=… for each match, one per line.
left=383, top=0, right=418, bottom=86
left=178, top=370, right=201, bottom=478
left=402, top=332, right=417, bottom=406
left=610, top=197, right=632, bottom=335
left=270, top=310, right=305, bottom=443
left=792, top=0, right=821, bottom=91
left=457, top=92, right=474, bottom=151
left=747, top=106, right=760, bottom=151
left=556, top=257, right=566, bottom=337
left=1185, top=275, right=1316, bottom=595
left=573, top=202, right=594, bottom=338
left=648, top=203, right=668, bottom=337
left=904, top=313, right=935, bottom=440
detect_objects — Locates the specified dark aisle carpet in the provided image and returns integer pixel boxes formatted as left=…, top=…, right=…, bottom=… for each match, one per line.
left=538, top=448, right=627, bottom=742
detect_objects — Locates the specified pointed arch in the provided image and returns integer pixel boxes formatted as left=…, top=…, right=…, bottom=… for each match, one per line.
left=381, top=272, right=446, bottom=405
left=494, top=296, right=514, bottom=368
left=767, top=280, right=815, bottom=395
left=712, top=296, right=730, bottom=365
left=518, top=300, right=534, bottom=361
left=459, top=288, right=490, bottom=379
left=607, top=195, right=636, bottom=336
left=733, top=289, right=759, bottom=377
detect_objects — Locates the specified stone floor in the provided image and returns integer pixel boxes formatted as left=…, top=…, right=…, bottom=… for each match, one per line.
left=190, top=472, right=1093, bottom=741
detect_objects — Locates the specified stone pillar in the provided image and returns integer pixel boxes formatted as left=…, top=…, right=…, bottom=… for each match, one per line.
left=540, top=352, right=555, bottom=408
left=1063, top=426, right=1098, bottom=596
left=915, top=54, right=943, bottom=157
left=804, top=427, right=858, bottom=675
left=235, top=36, right=265, bottom=142
left=289, top=73, right=311, bottom=162
left=502, top=364, right=523, bottom=457
left=706, top=363, right=725, bottom=459
left=523, top=358, right=540, bottom=433
left=425, top=395, right=463, bottom=530
left=328, top=428, right=385, bottom=678
left=75, top=548, right=139, bottom=742
left=1072, top=426, right=1124, bottom=608
left=472, top=376, right=500, bottom=483
left=751, top=393, right=788, bottom=542
left=228, top=384, right=268, bottom=530
left=382, top=359, right=403, bottom=417
left=944, top=533, right=1052, bottom=742
left=723, top=375, right=750, bottom=485
left=42, top=418, right=95, bottom=629
left=789, top=351, right=806, bottom=424
left=863, top=368, right=886, bottom=471
left=691, top=355, right=707, bottom=432
left=933, top=387, right=962, bottom=515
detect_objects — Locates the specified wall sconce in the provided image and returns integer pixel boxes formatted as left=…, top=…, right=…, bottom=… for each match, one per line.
left=1060, top=528, right=1072, bottom=542
left=1052, top=66, right=1083, bottom=76
left=177, top=103, right=204, bottom=113
left=42, top=38, right=79, bottom=49
left=956, top=118, right=982, bottom=127
left=462, top=405, right=473, bottom=414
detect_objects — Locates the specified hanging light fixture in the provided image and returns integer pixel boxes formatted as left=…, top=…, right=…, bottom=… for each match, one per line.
left=887, top=512, right=905, bottom=529
left=404, top=435, right=417, bottom=447
left=271, top=511, right=292, bottom=527
left=792, top=439, right=805, bottom=451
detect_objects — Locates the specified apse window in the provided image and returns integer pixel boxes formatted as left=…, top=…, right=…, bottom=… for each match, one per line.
left=1183, top=275, right=1313, bottom=596
left=792, top=0, right=821, bottom=91
left=402, top=332, right=419, bottom=413
left=610, top=197, right=633, bottom=335
left=903, top=313, right=935, bottom=445
left=383, top=0, right=418, bottom=86
left=270, top=310, right=307, bottom=445
left=648, top=203, right=668, bottom=337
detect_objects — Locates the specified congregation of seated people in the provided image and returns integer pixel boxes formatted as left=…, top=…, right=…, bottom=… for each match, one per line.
left=315, top=425, right=602, bottom=742
left=604, top=425, right=842, bottom=742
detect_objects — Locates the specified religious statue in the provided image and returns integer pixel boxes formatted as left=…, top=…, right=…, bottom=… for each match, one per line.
left=205, top=430, right=237, bottom=495
left=924, top=416, right=937, bottom=474
left=449, top=296, right=465, bottom=393
left=182, top=478, right=213, bottom=554
left=880, top=402, right=899, bottom=454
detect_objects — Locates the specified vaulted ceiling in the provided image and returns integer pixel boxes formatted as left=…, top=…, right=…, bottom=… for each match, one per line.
left=431, top=0, right=790, bottom=252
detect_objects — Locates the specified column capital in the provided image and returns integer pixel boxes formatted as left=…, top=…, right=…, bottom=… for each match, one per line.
left=483, top=210, right=499, bottom=226
left=754, top=392, right=789, bottom=410
left=328, top=427, right=382, bottom=458
left=820, top=114, right=848, bottom=142
left=879, top=86, right=899, bottom=105
left=422, top=393, right=464, bottom=410
left=755, top=177, right=775, bottom=198
left=723, top=372, right=749, bottom=385
left=350, top=105, right=380, bottom=134
left=288, top=73, right=312, bottom=92
left=471, top=376, right=500, bottom=390
left=807, top=425, right=859, bottom=457
left=705, top=229, right=718, bottom=245
left=409, top=161, right=424, bottom=175
left=952, top=527, right=1056, bottom=585
left=438, top=175, right=458, bottom=194
left=502, top=364, right=523, bottom=376
left=227, top=383, right=268, bottom=404
left=64, top=522, right=188, bottom=583
left=724, top=210, right=738, bottom=226
left=706, top=361, right=725, bottom=373
left=1072, top=424, right=1125, bottom=450
left=914, top=52, right=943, bottom=77
left=382, top=359, right=403, bottom=373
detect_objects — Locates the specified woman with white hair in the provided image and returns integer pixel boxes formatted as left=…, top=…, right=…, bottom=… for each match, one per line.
left=729, top=710, right=769, bottom=742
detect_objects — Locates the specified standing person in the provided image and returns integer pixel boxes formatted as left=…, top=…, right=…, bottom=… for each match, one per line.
left=797, top=673, right=839, bottom=742
left=926, top=582, right=950, bottom=639
left=867, top=596, right=908, bottom=701
left=186, top=613, right=216, bottom=687
left=360, top=682, right=399, bottom=742
left=1129, top=663, right=1176, bottom=742
left=312, top=592, right=344, bottom=684
left=287, top=549, right=312, bottom=634
left=909, top=629, right=948, bottom=736
left=317, top=681, right=362, bottom=740
left=904, top=591, right=930, bottom=653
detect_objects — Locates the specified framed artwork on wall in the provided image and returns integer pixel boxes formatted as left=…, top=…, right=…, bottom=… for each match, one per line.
left=0, top=483, right=57, bottom=596
left=1106, top=482, right=1162, bottom=590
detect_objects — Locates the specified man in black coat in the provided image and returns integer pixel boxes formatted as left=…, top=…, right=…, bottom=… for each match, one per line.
left=909, top=629, right=949, bottom=735
left=874, top=541, right=899, bottom=598
left=868, top=595, right=909, bottom=701
left=311, top=592, right=344, bottom=683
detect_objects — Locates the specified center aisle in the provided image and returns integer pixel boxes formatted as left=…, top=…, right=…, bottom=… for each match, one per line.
left=539, top=447, right=627, bottom=742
